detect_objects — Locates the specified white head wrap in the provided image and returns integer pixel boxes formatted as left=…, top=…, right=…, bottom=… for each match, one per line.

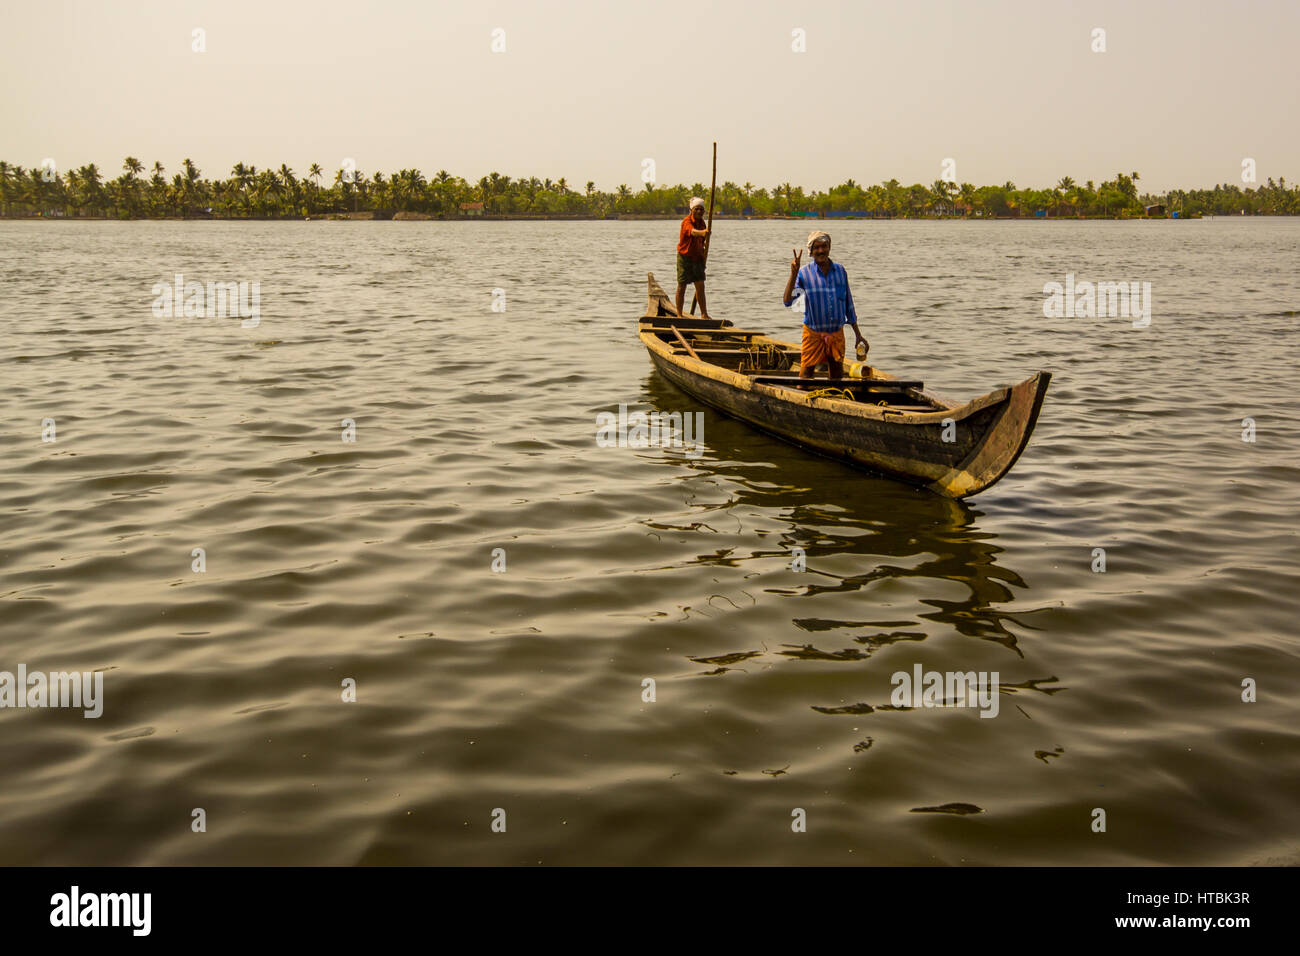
left=689, top=197, right=705, bottom=210
left=806, top=230, right=831, bottom=251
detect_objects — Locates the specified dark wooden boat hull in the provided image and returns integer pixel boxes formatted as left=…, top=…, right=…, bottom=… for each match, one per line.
left=638, top=273, right=1050, bottom=498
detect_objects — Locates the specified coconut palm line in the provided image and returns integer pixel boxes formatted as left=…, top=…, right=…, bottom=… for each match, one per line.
left=1, top=159, right=1296, bottom=218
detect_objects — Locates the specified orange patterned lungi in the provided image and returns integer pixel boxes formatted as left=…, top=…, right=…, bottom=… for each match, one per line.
left=800, top=327, right=846, bottom=369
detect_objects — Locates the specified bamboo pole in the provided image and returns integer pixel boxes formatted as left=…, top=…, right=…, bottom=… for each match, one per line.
left=690, top=142, right=717, bottom=315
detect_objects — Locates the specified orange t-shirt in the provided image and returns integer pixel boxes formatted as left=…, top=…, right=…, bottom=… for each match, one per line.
left=678, top=215, right=705, bottom=258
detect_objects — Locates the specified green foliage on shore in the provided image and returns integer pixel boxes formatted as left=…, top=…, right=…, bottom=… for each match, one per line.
left=1, top=159, right=1296, bottom=219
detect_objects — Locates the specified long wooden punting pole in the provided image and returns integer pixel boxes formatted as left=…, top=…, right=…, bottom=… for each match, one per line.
left=690, top=142, right=717, bottom=315
left=669, top=325, right=701, bottom=361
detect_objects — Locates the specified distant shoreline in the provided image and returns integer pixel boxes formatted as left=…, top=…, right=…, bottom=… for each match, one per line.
left=7, top=212, right=1255, bottom=222
left=6, top=159, right=1293, bottom=219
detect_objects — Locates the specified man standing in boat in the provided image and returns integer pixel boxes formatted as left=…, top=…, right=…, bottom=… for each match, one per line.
left=783, top=230, right=868, bottom=379
left=675, top=197, right=711, bottom=319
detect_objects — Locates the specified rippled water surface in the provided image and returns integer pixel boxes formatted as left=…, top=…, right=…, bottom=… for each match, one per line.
left=1, top=218, right=1298, bottom=865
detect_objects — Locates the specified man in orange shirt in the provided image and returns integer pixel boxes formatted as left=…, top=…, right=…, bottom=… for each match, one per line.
left=675, top=197, right=711, bottom=318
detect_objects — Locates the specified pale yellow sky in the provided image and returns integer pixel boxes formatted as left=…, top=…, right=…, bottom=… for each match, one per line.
left=2, top=0, right=1295, bottom=191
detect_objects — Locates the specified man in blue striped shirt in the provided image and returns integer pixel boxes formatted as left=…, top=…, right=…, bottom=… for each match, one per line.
left=782, top=230, right=868, bottom=379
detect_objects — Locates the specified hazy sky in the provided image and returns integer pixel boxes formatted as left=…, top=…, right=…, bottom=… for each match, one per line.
left=3, top=0, right=1296, bottom=191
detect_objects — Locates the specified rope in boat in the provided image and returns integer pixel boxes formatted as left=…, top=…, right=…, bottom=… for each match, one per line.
left=805, top=387, right=857, bottom=402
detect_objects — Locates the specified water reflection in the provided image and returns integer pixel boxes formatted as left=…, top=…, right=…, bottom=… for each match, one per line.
left=642, top=371, right=1064, bottom=722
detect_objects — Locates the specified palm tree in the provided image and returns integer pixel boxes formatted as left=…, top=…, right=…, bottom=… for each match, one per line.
left=178, top=158, right=201, bottom=216
left=118, top=158, right=145, bottom=217
left=350, top=170, right=366, bottom=212
left=78, top=164, right=105, bottom=216
left=148, top=162, right=166, bottom=215
left=929, top=179, right=954, bottom=216
left=302, top=163, right=323, bottom=214
left=22, top=167, right=45, bottom=216
left=168, top=173, right=184, bottom=217
left=278, top=164, right=298, bottom=215
left=373, top=171, right=393, bottom=211
left=334, top=166, right=362, bottom=212
left=231, top=163, right=252, bottom=216
left=958, top=182, right=977, bottom=217
left=259, top=169, right=284, bottom=216
left=0, top=161, right=12, bottom=217
left=880, top=179, right=904, bottom=218
left=865, top=184, right=884, bottom=217
left=397, top=168, right=426, bottom=211
left=61, top=168, right=80, bottom=215
left=778, top=182, right=795, bottom=214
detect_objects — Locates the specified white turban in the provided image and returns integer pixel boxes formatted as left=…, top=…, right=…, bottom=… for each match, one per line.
left=806, top=230, right=831, bottom=251
left=689, top=197, right=705, bottom=210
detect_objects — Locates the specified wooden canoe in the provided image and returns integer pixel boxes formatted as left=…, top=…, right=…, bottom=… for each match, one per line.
left=638, top=273, right=1050, bottom=498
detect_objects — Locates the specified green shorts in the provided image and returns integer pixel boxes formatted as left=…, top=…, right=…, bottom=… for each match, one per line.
left=676, top=253, right=706, bottom=285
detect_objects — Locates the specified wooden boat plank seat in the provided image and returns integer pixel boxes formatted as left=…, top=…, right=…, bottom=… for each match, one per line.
left=639, top=315, right=737, bottom=330
left=641, top=324, right=767, bottom=338
left=750, top=375, right=925, bottom=389
left=672, top=328, right=765, bottom=337
left=655, top=339, right=771, bottom=351
left=696, top=351, right=795, bottom=358
left=673, top=334, right=770, bottom=344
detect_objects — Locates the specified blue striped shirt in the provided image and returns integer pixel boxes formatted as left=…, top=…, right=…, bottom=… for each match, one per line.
left=784, top=261, right=858, bottom=332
